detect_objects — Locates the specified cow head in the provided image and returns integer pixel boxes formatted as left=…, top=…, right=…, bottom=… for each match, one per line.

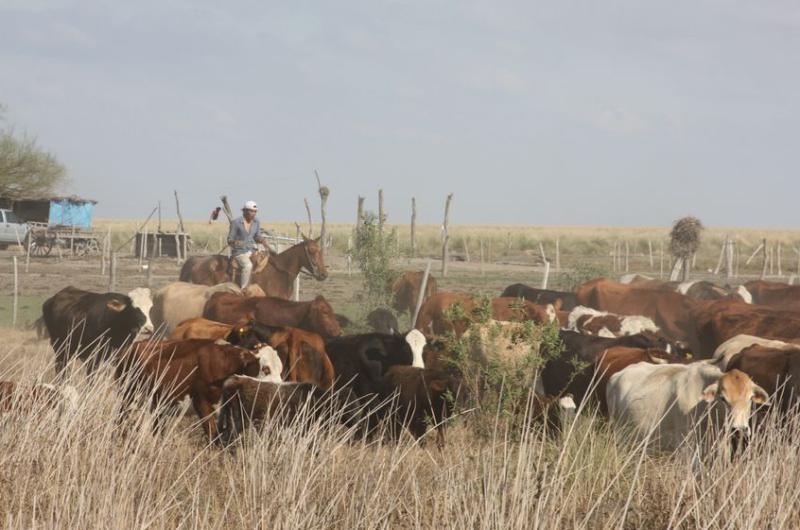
left=702, top=369, right=768, bottom=452
left=404, top=329, right=426, bottom=368
left=302, top=236, right=328, bottom=281
left=253, top=345, right=283, bottom=383
left=128, top=287, right=154, bottom=335
left=105, top=295, right=147, bottom=345
left=308, top=296, right=341, bottom=337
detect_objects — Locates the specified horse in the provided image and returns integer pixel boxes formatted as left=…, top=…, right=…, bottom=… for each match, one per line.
left=179, top=236, right=328, bottom=299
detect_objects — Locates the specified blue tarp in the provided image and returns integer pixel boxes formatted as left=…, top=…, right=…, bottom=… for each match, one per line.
left=48, top=200, right=94, bottom=229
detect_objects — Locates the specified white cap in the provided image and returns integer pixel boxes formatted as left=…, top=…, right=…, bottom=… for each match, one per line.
left=243, top=200, right=258, bottom=211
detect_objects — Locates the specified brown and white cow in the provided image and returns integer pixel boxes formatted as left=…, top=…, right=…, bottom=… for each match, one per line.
left=607, top=361, right=767, bottom=452
left=726, top=344, right=800, bottom=413
left=115, top=338, right=277, bottom=440
left=566, top=306, right=659, bottom=338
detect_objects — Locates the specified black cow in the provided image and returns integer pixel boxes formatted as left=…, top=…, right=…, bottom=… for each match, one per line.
left=539, top=330, right=690, bottom=407
left=367, top=308, right=399, bottom=334
left=500, top=283, right=579, bottom=311
left=42, top=286, right=147, bottom=377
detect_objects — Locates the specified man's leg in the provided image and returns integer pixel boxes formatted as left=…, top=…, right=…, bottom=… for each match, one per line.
left=235, top=252, right=253, bottom=288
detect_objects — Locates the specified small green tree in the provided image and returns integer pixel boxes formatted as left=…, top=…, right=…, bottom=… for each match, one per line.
left=0, top=104, right=67, bottom=199
left=352, top=211, right=399, bottom=308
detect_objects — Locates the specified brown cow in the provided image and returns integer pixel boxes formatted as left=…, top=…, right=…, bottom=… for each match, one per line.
left=743, top=280, right=800, bottom=310
left=594, top=347, right=688, bottom=415
left=170, top=319, right=336, bottom=390
left=391, top=271, right=438, bottom=314
left=694, top=299, right=800, bottom=355
left=115, top=339, right=275, bottom=440
left=576, top=278, right=710, bottom=356
left=415, top=292, right=558, bottom=337
left=381, top=365, right=461, bottom=447
left=726, top=344, right=800, bottom=413
left=203, top=293, right=342, bottom=337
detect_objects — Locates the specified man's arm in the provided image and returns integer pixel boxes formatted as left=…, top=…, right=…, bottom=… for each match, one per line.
left=227, top=220, right=241, bottom=248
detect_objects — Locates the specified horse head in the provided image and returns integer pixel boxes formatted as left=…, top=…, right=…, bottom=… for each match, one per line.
left=301, top=235, right=328, bottom=281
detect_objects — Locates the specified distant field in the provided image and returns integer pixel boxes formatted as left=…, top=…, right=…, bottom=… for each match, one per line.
left=94, top=218, right=800, bottom=277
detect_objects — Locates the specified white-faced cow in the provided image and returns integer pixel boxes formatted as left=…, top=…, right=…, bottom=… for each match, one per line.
left=607, top=361, right=767, bottom=452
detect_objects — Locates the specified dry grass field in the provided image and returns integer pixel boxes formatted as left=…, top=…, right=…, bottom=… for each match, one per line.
left=2, top=222, right=800, bottom=528
left=2, top=328, right=800, bottom=528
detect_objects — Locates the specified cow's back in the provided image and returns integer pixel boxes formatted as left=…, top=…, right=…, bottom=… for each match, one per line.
left=153, top=282, right=241, bottom=333
left=179, top=255, right=230, bottom=285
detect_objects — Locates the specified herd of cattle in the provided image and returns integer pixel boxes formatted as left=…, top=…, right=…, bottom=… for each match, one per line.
left=7, top=267, right=800, bottom=454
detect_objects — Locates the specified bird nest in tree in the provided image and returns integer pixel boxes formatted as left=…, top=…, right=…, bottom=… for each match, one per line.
left=669, top=216, right=703, bottom=259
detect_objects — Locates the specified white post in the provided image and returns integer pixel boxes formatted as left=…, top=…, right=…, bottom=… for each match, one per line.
left=411, top=260, right=432, bottom=329
left=12, top=256, right=18, bottom=328
left=541, top=260, right=550, bottom=289
left=294, top=225, right=301, bottom=301
left=25, top=230, right=32, bottom=273
left=648, top=240, right=654, bottom=270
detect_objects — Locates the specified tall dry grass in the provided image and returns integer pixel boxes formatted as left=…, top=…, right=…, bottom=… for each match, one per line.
left=2, top=328, right=800, bottom=528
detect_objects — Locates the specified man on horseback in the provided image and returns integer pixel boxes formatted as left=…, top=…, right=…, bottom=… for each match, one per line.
left=227, top=201, right=269, bottom=287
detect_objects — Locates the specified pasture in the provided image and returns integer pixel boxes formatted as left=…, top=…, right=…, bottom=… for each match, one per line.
left=2, top=223, right=800, bottom=528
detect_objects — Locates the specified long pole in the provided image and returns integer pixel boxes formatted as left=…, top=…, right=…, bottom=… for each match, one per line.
left=441, top=194, right=453, bottom=277
left=12, top=256, right=18, bottom=328
left=411, top=260, right=432, bottom=329
left=108, top=252, right=117, bottom=291
left=294, top=224, right=301, bottom=301
left=25, top=230, right=32, bottom=273
left=410, top=197, right=417, bottom=259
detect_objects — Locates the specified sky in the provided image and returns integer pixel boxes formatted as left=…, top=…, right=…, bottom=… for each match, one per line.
left=1, top=0, right=799, bottom=227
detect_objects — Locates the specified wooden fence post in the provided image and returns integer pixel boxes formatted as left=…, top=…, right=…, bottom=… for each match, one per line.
left=541, top=260, right=550, bottom=289
left=777, top=242, right=782, bottom=277
left=174, top=190, right=186, bottom=233
left=378, top=189, right=385, bottom=234
left=462, top=237, right=470, bottom=262
left=174, top=234, right=181, bottom=265
left=555, top=236, right=560, bottom=273
left=411, top=260, right=432, bottom=329
left=25, top=230, right=32, bottom=273
left=625, top=240, right=630, bottom=272
left=479, top=239, right=485, bottom=276
left=12, top=256, right=18, bottom=328
left=294, top=225, right=301, bottom=301
left=760, top=238, right=769, bottom=280
left=303, top=197, right=313, bottom=237
left=714, top=238, right=727, bottom=275
left=441, top=193, right=453, bottom=277
left=726, top=238, right=734, bottom=280
left=648, top=240, right=654, bottom=270
left=659, top=240, right=664, bottom=279
left=410, top=197, right=417, bottom=258
left=70, top=226, right=75, bottom=256
left=316, top=171, right=329, bottom=247
left=109, top=252, right=117, bottom=291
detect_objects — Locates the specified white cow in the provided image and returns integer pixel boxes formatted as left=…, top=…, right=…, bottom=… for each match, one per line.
left=607, top=361, right=767, bottom=452
left=712, top=334, right=799, bottom=370
left=150, top=282, right=242, bottom=334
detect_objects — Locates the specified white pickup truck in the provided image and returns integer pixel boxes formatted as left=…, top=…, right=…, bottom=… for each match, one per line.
left=0, top=208, right=30, bottom=249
